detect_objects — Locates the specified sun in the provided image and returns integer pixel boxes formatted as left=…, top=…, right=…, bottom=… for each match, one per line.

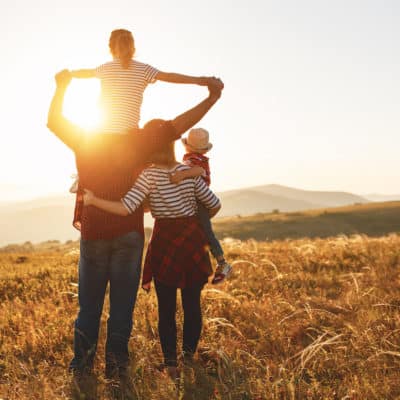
left=63, top=79, right=101, bottom=130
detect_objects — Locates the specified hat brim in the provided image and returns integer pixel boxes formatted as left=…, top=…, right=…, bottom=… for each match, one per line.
left=181, top=138, right=212, bottom=152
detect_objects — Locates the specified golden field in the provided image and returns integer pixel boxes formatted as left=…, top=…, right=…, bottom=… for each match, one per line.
left=1, top=234, right=400, bottom=399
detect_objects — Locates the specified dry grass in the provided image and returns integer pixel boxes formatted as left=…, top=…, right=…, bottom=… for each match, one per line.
left=1, top=234, right=400, bottom=399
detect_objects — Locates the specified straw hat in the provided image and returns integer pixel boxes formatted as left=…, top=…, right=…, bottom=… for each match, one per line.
left=181, top=128, right=212, bottom=152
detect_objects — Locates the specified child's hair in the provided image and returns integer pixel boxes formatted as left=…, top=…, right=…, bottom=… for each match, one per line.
left=149, top=140, right=177, bottom=167
left=109, top=29, right=135, bottom=69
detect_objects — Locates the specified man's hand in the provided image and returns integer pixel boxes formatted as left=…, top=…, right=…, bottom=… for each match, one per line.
left=208, top=79, right=223, bottom=101
left=199, top=76, right=224, bottom=90
left=55, top=69, right=72, bottom=88
left=83, top=189, right=95, bottom=205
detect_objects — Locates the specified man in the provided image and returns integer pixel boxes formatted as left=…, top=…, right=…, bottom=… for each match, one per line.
left=47, top=69, right=223, bottom=379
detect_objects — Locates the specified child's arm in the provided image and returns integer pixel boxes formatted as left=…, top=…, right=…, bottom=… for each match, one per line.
left=70, top=69, right=96, bottom=79
left=169, top=166, right=205, bottom=184
left=155, top=72, right=223, bottom=89
left=83, top=190, right=129, bottom=216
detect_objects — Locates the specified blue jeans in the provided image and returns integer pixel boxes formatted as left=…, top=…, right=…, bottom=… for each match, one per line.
left=69, top=230, right=144, bottom=373
left=197, top=202, right=224, bottom=260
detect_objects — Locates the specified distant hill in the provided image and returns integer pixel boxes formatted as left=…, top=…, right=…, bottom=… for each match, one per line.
left=365, top=193, right=400, bottom=202
left=213, top=201, right=400, bottom=241
left=217, top=184, right=368, bottom=216
left=0, top=184, right=374, bottom=246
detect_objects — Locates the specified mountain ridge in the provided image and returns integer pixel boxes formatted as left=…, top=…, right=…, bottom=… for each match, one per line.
left=0, top=183, right=374, bottom=245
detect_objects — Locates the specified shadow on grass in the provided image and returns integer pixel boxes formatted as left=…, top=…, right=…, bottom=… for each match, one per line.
left=70, top=372, right=99, bottom=400
left=179, top=362, right=217, bottom=400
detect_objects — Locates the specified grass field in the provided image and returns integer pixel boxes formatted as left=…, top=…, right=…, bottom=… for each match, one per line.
left=1, top=233, right=400, bottom=399
left=213, top=201, right=400, bottom=242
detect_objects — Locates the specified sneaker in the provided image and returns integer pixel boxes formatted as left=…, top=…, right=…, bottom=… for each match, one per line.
left=211, top=262, right=232, bottom=284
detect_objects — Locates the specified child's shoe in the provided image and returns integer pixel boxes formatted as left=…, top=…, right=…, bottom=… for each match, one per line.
left=211, top=261, right=232, bottom=284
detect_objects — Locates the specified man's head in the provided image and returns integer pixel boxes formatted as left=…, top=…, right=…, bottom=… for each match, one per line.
left=143, top=119, right=167, bottom=133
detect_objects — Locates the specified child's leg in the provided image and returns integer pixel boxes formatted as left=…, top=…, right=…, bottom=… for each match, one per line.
left=197, top=201, right=224, bottom=262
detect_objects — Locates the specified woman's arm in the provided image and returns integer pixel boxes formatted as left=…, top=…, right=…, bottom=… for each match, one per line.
left=83, top=171, right=150, bottom=215
left=194, top=177, right=221, bottom=217
left=70, top=69, right=96, bottom=79
left=208, top=203, right=221, bottom=218
left=83, top=190, right=129, bottom=216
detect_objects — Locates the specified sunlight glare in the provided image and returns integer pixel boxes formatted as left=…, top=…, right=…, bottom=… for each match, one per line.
left=63, top=79, right=101, bottom=130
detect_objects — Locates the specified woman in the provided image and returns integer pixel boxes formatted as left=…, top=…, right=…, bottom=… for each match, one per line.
left=83, top=140, right=221, bottom=378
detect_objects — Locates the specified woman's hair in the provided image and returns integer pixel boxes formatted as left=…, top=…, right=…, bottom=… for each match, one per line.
left=148, top=140, right=177, bottom=167
left=109, top=29, right=135, bottom=69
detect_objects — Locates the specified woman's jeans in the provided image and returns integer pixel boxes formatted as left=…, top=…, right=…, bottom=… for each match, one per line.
left=155, top=280, right=203, bottom=367
left=69, top=230, right=144, bottom=375
left=197, top=202, right=224, bottom=259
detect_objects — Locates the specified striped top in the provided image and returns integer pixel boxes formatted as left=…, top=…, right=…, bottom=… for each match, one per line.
left=122, top=164, right=221, bottom=218
left=95, top=59, right=159, bottom=133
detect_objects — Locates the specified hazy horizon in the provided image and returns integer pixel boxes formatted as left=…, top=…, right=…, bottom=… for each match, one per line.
left=1, top=0, right=399, bottom=199
left=1, top=181, right=398, bottom=205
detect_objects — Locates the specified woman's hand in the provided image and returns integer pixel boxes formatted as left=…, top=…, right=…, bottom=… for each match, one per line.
left=142, top=282, right=151, bottom=292
left=83, top=189, right=95, bottom=205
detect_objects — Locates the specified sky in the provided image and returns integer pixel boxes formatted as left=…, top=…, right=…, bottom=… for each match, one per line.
left=1, top=0, right=399, bottom=201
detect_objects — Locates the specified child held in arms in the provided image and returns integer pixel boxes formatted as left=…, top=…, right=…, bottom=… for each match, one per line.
left=171, top=128, right=232, bottom=284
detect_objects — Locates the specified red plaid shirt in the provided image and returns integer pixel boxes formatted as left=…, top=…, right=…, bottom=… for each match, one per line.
left=142, top=216, right=212, bottom=288
left=182, top=152, right=211, bottom=186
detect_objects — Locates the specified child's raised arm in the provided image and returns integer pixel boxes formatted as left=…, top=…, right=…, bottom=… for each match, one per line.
left=155, top=72, right=223, bottom=90
left=70, top=69, right=96, bottom=79
left=83, top=189, right=129, bottom=216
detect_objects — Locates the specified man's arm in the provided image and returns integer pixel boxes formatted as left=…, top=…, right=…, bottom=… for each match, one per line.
left=133, top=81, right=223, bottom=163
left=171, top=80, right=223, bottom=137
left=47, top=70, right=84, bottom=150
left=70, top=69, right=96, bottom=79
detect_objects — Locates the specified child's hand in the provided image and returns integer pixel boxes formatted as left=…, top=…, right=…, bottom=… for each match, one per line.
left=169, top=171, right=185, bottom=184
left=55, top=69, right=72, bottom=87
left=142, top=282, right=151, bottom=292
left=83, top=189, right=95, bottom=205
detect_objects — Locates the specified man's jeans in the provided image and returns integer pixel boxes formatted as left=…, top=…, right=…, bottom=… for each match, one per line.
left=197, top=201, right=224, bottom=259
left=69, top=230, right=144, bottom=373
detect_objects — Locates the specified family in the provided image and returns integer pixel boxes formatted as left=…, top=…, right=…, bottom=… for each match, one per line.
left=47, top=29, right=231, bottom=381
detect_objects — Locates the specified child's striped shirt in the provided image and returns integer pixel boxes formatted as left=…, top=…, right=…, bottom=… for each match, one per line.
left=95, top=59, right=159, bottom=133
